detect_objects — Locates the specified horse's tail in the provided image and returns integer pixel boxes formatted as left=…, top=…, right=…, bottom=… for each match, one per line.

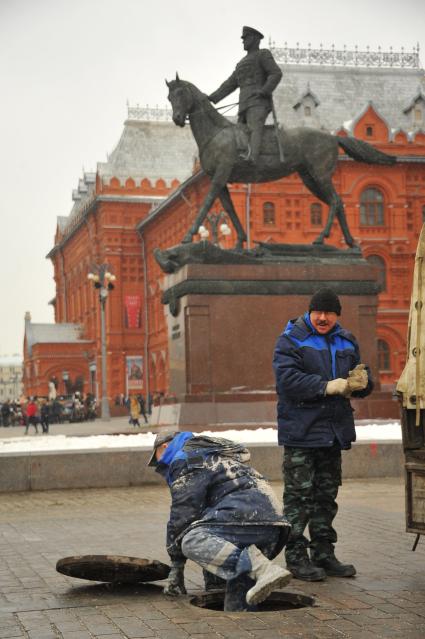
left=337, top=136, right=396, bottom=165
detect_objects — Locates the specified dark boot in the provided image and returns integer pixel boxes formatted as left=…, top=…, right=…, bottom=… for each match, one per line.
left=224, top=573, right=257, bottom=612
left=313, top=556, right=356, bottom=577
left=286, top=558, right=326, bottom=582
left=203, top=569, right=226, bottom=592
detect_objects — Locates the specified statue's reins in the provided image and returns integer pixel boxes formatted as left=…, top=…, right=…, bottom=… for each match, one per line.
left=184, top=101, right=239, bottom=123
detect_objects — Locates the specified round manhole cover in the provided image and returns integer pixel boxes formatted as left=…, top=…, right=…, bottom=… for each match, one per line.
left=56, top=555, right=170, bottom=583
left=190, top=590, right=315, bottom=612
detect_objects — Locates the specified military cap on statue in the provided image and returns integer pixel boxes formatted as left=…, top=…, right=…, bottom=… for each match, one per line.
left=241, top=26, right=264, bottom=40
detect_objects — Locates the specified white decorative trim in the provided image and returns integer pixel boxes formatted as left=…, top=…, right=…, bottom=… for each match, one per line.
left=127, top=104, right=173, bottom=121
left=270, top=42, right=421, bottom=69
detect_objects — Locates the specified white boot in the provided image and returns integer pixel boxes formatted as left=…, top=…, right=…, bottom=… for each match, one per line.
left=245, top=545, right=292, bottom=606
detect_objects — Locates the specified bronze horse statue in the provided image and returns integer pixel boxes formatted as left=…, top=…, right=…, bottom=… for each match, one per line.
left=166, top=75, right=395, bottom=249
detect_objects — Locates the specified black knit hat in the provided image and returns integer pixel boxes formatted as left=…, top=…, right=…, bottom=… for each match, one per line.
left=309, top=287, right=341, bottom=316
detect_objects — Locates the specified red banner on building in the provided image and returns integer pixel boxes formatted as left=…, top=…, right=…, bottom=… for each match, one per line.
left=124, top=295, right=141, bottom=329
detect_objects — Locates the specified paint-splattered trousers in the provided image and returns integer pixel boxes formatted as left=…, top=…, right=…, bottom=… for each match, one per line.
left=283, top=443, right=342, bottom=565
left=181, top=524, right=282, bottom=611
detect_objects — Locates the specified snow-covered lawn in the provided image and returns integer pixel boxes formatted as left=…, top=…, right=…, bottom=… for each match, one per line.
left=0, top=422, right=401, bottom=454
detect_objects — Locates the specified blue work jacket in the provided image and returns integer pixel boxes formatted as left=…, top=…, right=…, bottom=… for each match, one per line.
left=273, top=313, right=373, bottom=449
left=156, top=433, right=290, bottom=562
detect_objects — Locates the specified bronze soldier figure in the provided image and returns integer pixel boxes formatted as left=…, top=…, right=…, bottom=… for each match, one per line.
left=208, top=26, right=282, bottom=164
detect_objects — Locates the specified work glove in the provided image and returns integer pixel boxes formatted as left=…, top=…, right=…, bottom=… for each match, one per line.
left=163, top=561, right=186, bottom=596
left=347, top=364, right=368, bottom=392
left=325, top=378, right=349, bottom=396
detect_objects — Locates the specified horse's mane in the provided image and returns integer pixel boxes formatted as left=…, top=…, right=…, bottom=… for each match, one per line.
left=172, top=79, right=233, bottom=129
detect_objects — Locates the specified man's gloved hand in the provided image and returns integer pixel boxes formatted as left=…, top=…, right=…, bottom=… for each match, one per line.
left=325, top=378, right=349, bottom=396
left=163, top=562, right=186, bottom=596
left=347, top=364, right=368, bottom=392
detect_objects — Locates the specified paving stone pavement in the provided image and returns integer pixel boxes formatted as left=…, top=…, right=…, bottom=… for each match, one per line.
left=0, top=478, right=424, bottom=639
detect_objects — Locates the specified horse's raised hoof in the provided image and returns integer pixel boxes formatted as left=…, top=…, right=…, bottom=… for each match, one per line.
left=312, top=238, right=324, bottom=246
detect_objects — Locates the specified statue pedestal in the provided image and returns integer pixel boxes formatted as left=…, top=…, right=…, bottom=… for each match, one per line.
left=154, top=257, right=398, bottom=426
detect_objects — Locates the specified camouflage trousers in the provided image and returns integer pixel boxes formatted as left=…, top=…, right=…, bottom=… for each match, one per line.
left=282, top=443, right=342, bottom=565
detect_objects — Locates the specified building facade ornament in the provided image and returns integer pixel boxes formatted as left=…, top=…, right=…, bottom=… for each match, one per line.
left=127, top=104, right=173, bottom=121
left=270, top=42, right=421, bottom=69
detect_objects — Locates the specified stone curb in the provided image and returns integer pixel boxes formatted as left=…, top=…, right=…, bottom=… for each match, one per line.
left=0, top=440, right=403, bottom=492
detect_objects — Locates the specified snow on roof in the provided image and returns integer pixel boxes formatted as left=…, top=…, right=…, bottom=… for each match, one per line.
left=97, top=118, right=197, bottom=185
left=25, top=322, right=88, bottom=356
left=274, top=62, right=425, bottom=133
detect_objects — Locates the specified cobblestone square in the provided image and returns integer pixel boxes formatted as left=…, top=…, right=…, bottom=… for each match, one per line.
left=0, top=479, right=424, bottom=638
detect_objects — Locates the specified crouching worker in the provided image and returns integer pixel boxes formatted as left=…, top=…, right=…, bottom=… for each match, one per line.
left=148, top=431, right=292, bottom=611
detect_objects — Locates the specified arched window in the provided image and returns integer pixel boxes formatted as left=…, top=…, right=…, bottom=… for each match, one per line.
left=310, top=203, right=322, bottom=226
left=263, top=202, right=276, bottom=226
left=360, top=188, right=384, bottom=226
left=366, top=255, right=387, bottom=292
left=377, top=339, right=391, bottom=371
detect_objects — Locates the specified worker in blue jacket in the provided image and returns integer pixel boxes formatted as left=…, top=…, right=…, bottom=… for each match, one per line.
left=273, top=287, right=373, bottom=582
left=148, top=431, right=291, bottom=611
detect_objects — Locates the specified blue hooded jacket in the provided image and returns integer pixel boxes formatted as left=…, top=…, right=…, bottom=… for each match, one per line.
left=273, top=313, right=373, bottom=449
left=156, top=433, right=289, bottom=562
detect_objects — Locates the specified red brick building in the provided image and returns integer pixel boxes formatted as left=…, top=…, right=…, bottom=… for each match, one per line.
left=24, top=45, right=425, bottom=401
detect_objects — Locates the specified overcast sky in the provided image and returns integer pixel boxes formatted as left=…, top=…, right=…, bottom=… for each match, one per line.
left=1, top=0, right=424, bottom=356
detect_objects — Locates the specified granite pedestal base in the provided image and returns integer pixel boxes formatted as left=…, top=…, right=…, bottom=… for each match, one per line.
left=159, top=257, right=394, bottom=426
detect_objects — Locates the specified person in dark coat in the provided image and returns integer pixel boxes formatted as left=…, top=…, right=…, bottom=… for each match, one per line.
left=1, top=400, right=11, bottom=427
left=208, top=26, right=282, bottom=164
left=149, top=431, right=291, bottom=611
left=137, top=394, right=148, bottom=424
left=273, top=288, right=373, bottom=582
left=40, top=400, right=50, bottom=434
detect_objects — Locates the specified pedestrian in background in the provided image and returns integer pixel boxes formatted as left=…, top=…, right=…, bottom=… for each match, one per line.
left=25, top=397, right=39, bottom=434
left=1, top=400, right=11, bottom=427
left=128, top=395, right=141, bottom=427
left=137, top=394, right=148, bottom=424
left=40, top=400, right=50, bottom=434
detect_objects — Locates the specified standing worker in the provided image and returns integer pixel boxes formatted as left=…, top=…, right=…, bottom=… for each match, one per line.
left=273, top=288, right=373, bottom=581
left=149, top=431, right=292, bottom=611
left=208, top=26, right=282, bottom=165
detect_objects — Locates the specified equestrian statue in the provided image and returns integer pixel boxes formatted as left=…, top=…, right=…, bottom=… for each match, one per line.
left=166, top=26, right=395, bottom=250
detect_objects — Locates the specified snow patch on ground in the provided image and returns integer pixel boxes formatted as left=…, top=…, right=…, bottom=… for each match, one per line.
left=0, top=422, right=401, bottom=454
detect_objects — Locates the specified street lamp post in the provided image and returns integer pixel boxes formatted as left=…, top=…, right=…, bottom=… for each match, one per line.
left=87, top=264, right=116, bottom=422
left=198, top=211, right=231, bottom=246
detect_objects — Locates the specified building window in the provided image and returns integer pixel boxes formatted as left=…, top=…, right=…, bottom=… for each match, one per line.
left=304, top=105, right=311, bottom=116
left=377, top=339, right=391, bottom=371
left=366, top=126, right=374, bottom=137
left=263, top=202, right=276, bottom=226
left=360, top=188, right=384, bottom=226
left=415, top=108, right=422, bottom=123
left=310, top=203, right=322, bottom=226
left=366, top=254, right=387, bottom=292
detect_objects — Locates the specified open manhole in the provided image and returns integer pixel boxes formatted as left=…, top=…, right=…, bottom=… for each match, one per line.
left=190, top=590, right=315, bottom=612
left=56, top=555, right=170, bottom=584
